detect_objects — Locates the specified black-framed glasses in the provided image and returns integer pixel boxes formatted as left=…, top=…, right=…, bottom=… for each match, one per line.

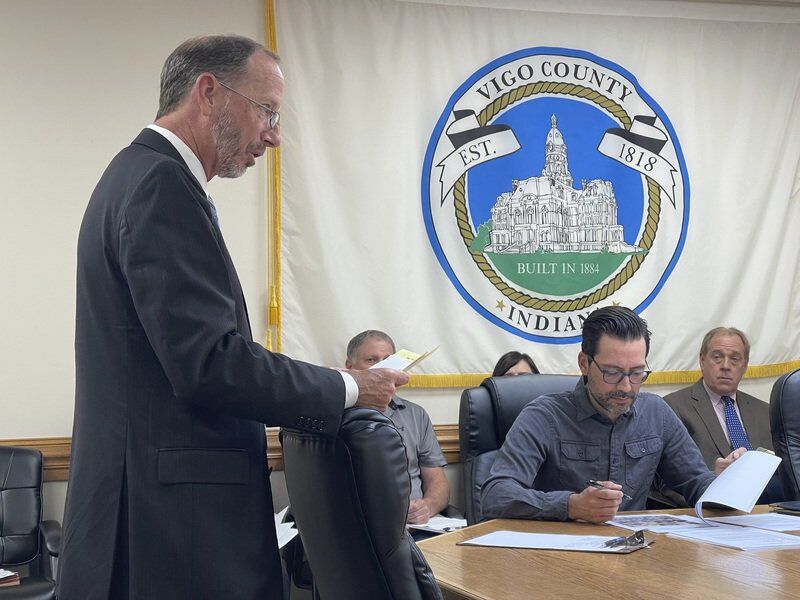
left=588, top=356, right=651, bottom=384
left=218, top=81, right=280, bottom=129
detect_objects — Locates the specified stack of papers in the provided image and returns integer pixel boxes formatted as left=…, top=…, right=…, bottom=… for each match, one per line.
left=668, top=525, right=800, bottom=551
left=0, top=568, right=20, bottom=587
left=408, top=515, right=467, bottom=534
left=274, top=507, right=299, bottom=550
left=707, top=513, right=800, bottom=532
left=608, top=513, right=710, bottom=534
left=694, top=450, right=782, bottom=522
left=606, top=451, right=800, bottom=551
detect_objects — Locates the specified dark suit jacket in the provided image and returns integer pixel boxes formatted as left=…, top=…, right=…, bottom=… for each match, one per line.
left=58, top=128, right=344, bottom=600
left=664, top=379, right=772, bottom=469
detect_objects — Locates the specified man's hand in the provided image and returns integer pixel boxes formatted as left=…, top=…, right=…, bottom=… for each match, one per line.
left=407, top=498, right=432, bottom=524
left=347, top=368, right=409, bottom=412
left=567, top=481, right=623, bottom=523
left=714, top=447, right=746, bottom=475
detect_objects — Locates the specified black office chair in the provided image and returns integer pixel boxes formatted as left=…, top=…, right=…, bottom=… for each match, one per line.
left=459, top=374, right=579, bottom=524
left=281, top=408, right=443, bottom=600
left=770, top=368, right=800, bottom=501
left=0, top=445, right=62, bottom=600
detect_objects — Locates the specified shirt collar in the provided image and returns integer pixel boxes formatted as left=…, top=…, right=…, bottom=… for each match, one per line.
left=147, top=124, right=209, bottom=195
left=703, top=380, right=737, bottom=405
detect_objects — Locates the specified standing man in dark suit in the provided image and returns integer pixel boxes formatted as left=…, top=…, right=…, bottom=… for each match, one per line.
left=58, top=35, right=408, bottom=600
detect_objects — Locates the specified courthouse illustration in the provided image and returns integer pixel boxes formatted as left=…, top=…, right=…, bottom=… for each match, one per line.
left=485, top=114, right=640, bottom=254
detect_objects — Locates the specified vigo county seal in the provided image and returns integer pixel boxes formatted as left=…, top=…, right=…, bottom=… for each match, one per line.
left=422, top=47, right=689, bottom=343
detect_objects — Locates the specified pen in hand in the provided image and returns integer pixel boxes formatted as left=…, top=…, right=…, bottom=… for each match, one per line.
left=586, top=479, right=633, bottom=501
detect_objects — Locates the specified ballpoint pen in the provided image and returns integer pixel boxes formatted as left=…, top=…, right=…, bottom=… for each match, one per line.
left=586, top=479, right=633, bottom=501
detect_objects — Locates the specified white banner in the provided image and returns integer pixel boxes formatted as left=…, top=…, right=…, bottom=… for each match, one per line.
left=275, top=0, right=800, bottom=380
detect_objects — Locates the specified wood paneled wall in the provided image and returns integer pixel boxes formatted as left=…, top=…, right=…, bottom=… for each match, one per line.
left=1, top=424, right=461, bottom=481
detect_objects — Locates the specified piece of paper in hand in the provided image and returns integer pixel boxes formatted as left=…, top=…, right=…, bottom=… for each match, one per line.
left=695, top=450, right=781, bottom=523
left=274, top=507, right=299, bottom=549
left=372, top=347, right=438, bottom=372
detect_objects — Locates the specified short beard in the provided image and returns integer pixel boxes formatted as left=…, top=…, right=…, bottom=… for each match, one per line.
left=587, top=377, right=635, bottom=419
left=212, top=102, right=246, bottom=179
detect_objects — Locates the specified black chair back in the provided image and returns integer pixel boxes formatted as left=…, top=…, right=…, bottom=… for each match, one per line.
left=0, top=444, right=60, bottom=600
left=281, top=408, right=442, bottom=600
left=0, top=446, right=43, bottom=567
left=459, top=374, right=579, bottom=524
left=770, top=368, right=800, bottom=500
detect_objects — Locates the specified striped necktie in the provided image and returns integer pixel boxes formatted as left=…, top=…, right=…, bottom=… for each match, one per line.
left=206, top=196, right=220, bottom=229
left=722, top=396, right=752, bottom=451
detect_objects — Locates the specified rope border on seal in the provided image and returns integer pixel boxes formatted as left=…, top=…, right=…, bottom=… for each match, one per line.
left=452, top=81, right=661, bottom=313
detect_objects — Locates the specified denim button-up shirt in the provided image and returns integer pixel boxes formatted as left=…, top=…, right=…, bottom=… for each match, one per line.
left=481, top=380, right=715, bottom=520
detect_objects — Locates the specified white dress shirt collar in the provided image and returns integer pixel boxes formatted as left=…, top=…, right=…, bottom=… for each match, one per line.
left=146, top=124, right=209, bottom=196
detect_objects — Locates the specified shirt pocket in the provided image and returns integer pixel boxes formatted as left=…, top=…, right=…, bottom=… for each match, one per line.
left=559, top=441, right=601, bottom=490
left=624, top=436, right=663, bottom=489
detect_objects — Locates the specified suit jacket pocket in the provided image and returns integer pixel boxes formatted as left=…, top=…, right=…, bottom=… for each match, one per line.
left=158, top=448, right=249, bottom=485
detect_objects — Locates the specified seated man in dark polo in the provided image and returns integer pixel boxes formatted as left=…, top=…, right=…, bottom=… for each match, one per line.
left=659, top=326, right=780, bottom=505
left=481, top=306, right=743, bottom=522
left=346, top=330, right=450, bottom=524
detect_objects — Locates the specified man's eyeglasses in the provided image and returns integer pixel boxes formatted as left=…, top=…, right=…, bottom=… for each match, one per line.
left=588, top=356, right=651, bottom=385
left=218, top=81, right=280, bottom=129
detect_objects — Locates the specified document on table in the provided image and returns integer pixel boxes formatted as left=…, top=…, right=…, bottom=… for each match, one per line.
left=695, top=450, right=782, bottom=522
left=407, top=515, right=468, bottom=534
left=706, top=513, right=800, bottom=532
left=458, top=531, right=649, bottom=553
left=669, top=524, right=800, bottom=551
left=608, top=513, right=711, bottom=533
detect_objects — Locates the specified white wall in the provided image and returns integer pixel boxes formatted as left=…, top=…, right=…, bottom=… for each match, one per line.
left=0, top=0, right=789, bottom=522
left=0, top=0, right=269, bottom=522
left=0, top=0, right=268, bottom=439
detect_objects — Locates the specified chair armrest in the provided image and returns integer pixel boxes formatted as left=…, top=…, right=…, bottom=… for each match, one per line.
left=40, top=520, right=62, bottom=557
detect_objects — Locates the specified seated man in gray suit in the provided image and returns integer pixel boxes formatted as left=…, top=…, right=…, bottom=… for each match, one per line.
left=659, top=326, right=778, bottom=505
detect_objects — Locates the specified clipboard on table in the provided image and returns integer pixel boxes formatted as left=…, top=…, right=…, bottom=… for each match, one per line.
left=458, top=529, right=654, bottom=554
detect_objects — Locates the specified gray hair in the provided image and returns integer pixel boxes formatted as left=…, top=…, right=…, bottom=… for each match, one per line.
left=700, top=327, right=751, bottom=361
left=346, top=330, right=396, bottom=362
left=156, top=34, right=279, bottom=119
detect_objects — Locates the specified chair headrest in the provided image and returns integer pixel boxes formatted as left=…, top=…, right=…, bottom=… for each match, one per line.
left=771, top=368, right=800, bottom=423
left=483, top=374, right=579, bottom=444
left=340, top=406, right=395, bottom=431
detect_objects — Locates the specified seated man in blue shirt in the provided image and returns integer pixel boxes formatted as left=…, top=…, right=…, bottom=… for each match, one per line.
left=481, top=306, right=744, bottom=523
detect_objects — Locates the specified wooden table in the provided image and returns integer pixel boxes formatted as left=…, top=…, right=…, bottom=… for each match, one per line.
left=417, top=507, right=800, bottom=600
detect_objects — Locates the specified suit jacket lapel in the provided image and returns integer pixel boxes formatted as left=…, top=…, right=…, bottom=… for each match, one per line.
left=691, top=380, right=732, bottom=457
left=131, top=128, right=254, bottom=341
left=737, top=392, right=769, bottom=449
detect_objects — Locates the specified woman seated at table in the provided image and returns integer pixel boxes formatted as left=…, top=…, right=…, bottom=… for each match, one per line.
left=492, top=351, right=540, bottom=377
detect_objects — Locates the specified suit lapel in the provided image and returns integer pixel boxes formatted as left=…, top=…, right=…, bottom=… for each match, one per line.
left=132, top=128, right=254, bottom=341
left=691, top=380, right=732, bottom=458
left=737, top=393, right=769, bottom=449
